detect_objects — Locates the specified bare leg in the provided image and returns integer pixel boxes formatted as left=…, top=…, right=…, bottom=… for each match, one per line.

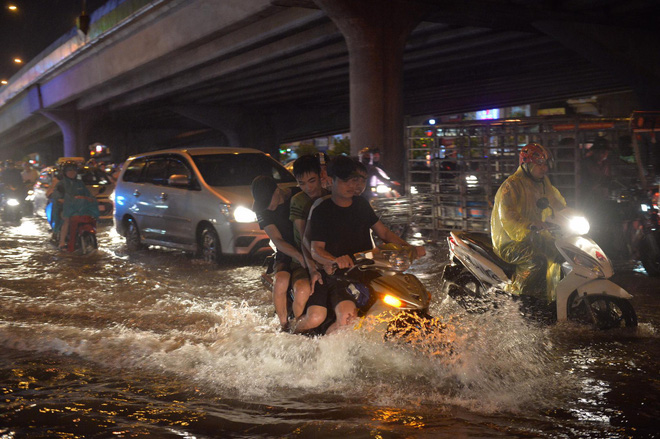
left=325, top=300, right=357, bottom=335
left=59, top=217, right=70, bottom=248
left=273, top=271, right=291, bottom=328
left=294, top=305, right=327, bottom=333
left=292, top=278, right=311, bottom=318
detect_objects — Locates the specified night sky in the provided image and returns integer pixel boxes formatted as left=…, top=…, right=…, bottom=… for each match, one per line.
left=0, top=0, right=107, bottom=82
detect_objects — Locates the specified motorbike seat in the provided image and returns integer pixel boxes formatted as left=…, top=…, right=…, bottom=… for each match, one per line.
left=453, top=231, right=517, bottom=278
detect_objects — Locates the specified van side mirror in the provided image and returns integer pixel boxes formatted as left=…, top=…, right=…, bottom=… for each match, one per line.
left=168, top=174, right=191, bottom=187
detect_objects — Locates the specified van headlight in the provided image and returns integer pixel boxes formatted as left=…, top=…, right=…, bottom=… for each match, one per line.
left=6, top=198, right=20, bottom=207
left=568, top=216, right=590, bottom=235
left=233, top=206, right=257, bottom=223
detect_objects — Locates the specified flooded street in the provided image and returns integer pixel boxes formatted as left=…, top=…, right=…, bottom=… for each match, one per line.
left=1, top=216, right=659, bottom=438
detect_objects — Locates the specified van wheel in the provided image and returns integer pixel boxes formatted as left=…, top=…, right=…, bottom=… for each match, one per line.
left=125, top=219, right=144, bottom=252
left=200, top=225, right=221, bottom=264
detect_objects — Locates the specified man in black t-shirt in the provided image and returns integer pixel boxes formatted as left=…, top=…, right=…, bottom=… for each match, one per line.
left=252, top=176, right=310, bottom=331
left=297, top=156, right=425, bottom=334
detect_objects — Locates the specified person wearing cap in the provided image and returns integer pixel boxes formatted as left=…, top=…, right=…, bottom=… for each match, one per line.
left=491, top=143, right=566, bottom=302
left=251, top=175, right=309, bottom=331
left=296, top=155, right=425, bottom=334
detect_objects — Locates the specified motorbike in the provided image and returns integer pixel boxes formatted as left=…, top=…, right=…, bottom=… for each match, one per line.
left=59, top=214, right=98, bottom=255
left=442, top=198, right=638, bottom=329
left=262, top=244, right=446, bottom=339
left=0, top=185, right=24, bottom=223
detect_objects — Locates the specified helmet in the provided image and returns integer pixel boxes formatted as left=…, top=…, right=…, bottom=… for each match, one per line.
left=60, top=161, right=79, bottom=175
left=519, top=143, right=552, bottom=167
left=359, top=147, right=376, bottom=165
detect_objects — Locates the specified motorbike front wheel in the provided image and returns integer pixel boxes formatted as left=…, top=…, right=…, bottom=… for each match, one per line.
left=567, top=294, right=638, bottom=329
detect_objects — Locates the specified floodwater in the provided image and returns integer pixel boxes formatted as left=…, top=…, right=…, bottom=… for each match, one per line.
left=1, top=217, right=658, bottom=438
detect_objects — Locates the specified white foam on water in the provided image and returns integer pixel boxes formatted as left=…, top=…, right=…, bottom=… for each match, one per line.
left=0, top=294, right=574, bottom=415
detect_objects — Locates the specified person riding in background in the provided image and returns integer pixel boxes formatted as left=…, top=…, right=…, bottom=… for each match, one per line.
left=491, top=143, right=566, bottom=302
left=251, top=175, right=309, bottom=331
left=52, top=161, right=100, bottom=250
left=1, top=159, right=23, bottom=189
left=289, top=154, right=330, bottom=312
left=21, top=162, right=39, bottom=186
left=358, top=147, right=400, bottom=199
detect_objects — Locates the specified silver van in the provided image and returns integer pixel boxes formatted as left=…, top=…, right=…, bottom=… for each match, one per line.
left=113, top=147, right=296, bottom=262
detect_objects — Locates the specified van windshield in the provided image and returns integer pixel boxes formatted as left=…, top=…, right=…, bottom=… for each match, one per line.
left=192, top=153, right=295, bottom=187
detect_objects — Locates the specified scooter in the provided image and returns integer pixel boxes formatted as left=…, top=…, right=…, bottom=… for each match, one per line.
left=442, top=198, right=638, bottom=329
left=262, top=244, right=445, bottom=339
left=59, top=215, right=98, bottom=255
left=0, top=185, right=24, bottom=224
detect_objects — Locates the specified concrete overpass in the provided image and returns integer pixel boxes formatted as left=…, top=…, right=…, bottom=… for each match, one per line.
left=0, top=0, right=658, bottom=179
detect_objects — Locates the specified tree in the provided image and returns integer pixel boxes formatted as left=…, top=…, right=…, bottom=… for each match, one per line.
left=330, top=137, right=350, bottom=156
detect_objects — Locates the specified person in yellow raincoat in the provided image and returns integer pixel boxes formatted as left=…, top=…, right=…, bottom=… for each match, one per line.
left=491, top=143, right=566, bottom=302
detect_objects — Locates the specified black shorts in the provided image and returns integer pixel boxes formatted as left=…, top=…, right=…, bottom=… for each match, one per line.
left=306, top=273, right=354, bottom=310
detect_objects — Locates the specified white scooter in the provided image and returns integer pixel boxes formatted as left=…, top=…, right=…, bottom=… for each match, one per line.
left=442, top=198, right=638, bottom=329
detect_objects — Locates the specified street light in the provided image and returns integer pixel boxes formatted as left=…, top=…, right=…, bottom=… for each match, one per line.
left=7, top=4, right=18, bottom=12
left=13, top=58, right=22, bottom=64
left=1, top=80, right=8, bottom=85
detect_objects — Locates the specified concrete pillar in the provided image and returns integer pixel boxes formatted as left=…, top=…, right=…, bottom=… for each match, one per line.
left=37, top=106, right=101, bottom=158
left=313, top=0, right=427, bottom=180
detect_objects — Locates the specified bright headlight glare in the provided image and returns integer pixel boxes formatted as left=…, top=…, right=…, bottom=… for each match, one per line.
left=376, top=184, right=389, bottom=194
left=6, top=198, right=20, bottom=207
left=568, top=216, right=590, bottom=235
left=410, top=185, right=418, bottom=194
left=233, top=206, right=257, bottom=223
left=383, top=294, right=403, bottom=308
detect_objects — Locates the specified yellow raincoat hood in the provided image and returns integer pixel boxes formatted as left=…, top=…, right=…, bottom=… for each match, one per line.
left=491, top=165, right=566, bottom=256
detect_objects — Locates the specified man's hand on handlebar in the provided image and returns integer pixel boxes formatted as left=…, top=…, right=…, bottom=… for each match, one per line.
left=333, top=255, right=354, bottom=269
left=529, top=221, right=547, bottom=232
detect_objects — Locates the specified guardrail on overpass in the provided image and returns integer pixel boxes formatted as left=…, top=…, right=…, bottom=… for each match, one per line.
left=0, top=0, right=155, bottom=108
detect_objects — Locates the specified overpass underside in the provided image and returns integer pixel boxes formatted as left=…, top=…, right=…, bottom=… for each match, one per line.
left=0, top=0, right=658, bottom=176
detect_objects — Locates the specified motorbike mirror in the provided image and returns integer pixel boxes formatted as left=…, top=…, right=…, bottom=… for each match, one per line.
left=536, top=197, right=550, bottom=210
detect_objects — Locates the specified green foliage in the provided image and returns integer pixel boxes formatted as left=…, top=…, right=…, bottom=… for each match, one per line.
left=295, top=142, right=318, bottom=157
left=330, top=138, right=350, bottom=156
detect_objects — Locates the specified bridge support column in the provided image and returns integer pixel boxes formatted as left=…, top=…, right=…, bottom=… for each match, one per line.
left=313, top=0, right=426, bottom=180
left=38, top=106, right=100, bottom=158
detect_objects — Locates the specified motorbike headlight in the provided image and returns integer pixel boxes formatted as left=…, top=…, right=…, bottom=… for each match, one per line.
left=6, top=198, right=20, bottom=207
left=233, top=206, right=257, bottom=223
left=383, top=294, right=403, bottom=308
left=566, top=250, right=604, bottom=277
left=376, top=184, right=390, bottom=194
left=568, top=216, right=590, bottom=235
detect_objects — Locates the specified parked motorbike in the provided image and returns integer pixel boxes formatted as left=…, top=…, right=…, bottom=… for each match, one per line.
left=262, top=244, right=446, bottom=339
left=442, top=198, right=638, bottom=329
left=59, top=215, right=98, bottom=255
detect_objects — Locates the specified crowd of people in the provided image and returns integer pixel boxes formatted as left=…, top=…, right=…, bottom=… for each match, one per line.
left=0, top=136, right=644, bottom=329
